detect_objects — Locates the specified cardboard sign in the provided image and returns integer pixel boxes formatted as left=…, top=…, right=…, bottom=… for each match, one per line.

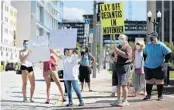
left=100, top=2, right=125, bottom=35
left=49, top=29, right=77, bottom=49
left=29, top=36, right=50, bottom=63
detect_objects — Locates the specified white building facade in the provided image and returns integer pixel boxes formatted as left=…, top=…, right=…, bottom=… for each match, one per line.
left=0, top=1, right=21, bottom=67
left=11, top=0, right=64, bottom=47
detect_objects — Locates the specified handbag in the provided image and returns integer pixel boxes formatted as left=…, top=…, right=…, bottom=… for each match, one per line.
left=135, top=68, right=143, bottom=74
left=16, top=70, right=22, bottom=75
left=135, top=51, right=144, bottom=74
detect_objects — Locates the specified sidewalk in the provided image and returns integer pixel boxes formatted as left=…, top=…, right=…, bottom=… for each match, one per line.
left=1, top=69, right=174, bottom=110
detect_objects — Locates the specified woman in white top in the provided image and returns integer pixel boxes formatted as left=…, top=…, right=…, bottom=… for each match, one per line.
left=62, top=48, right=84, bottom=107
left=132, top=41, right=146, bottom=96
left=19, top=40, right=35, bottom=102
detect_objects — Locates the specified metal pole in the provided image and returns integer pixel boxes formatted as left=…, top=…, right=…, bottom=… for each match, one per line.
left=153, top=20, right=156, bottom=32
left=92, top=0, right=97, bottom=78
left=98, top=24, right=102, bottom=72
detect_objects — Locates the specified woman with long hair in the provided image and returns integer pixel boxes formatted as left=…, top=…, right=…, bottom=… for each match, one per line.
left=79, top=47, right=95, bottom=92
left=43, top=49, right=65, bottom=104
left=19, top=40, right=35, bottom=102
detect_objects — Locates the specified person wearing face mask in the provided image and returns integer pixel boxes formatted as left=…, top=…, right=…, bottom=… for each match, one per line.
left=19, top=40, right=35, bottom=102
left=132, top=41, right=146, bottom=96
left=110, top=34, right=132, bottom=107
left=79, top=47, right=95, bottom=92
left=143, top=32, right=172, bottom=101
left=61, top=48, right=84, bottom=106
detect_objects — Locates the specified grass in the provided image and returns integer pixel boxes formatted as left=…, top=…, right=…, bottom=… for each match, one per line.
left=108, top=70, right=174, bottom=79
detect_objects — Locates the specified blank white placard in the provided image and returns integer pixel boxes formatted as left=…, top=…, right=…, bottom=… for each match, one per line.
left=29, top=36, right=50, bottom=63
left=49, top=29, right=77, bottom=49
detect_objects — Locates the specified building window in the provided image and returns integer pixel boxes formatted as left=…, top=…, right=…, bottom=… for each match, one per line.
left=10, top=10, right=13, bottom=16
left=5, top=17, right=8, bottom=23
left=4, top=28, right=8, bottom=33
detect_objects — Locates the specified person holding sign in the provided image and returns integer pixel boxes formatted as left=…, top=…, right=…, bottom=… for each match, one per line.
left=110, top=34, right=132, bottom=107
left=61, top=48, right=84, bottom=106
left=19, top=40, right=35, bottom=102
left=42, top=49, right=65, bottom=104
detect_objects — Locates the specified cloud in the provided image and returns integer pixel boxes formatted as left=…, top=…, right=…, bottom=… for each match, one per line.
left=63, top=7, right=87, bottom=21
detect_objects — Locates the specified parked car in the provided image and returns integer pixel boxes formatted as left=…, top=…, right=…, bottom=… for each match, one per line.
left=5, top=63, right=16, bottom=71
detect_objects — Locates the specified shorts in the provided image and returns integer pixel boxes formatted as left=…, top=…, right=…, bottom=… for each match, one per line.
left=144, top=63, right=167, bottom=80
left=20, top=65, right=33, bottom=73
left=116, top=64, right=131, bottom=86
left=79, top=65, right=91, bottom=83
left=43, top=70, right=57, bottom=77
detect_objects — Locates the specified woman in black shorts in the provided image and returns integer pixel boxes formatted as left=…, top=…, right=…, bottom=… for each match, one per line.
left=19, top=40, right=35, bottom=102
left=79, top=47, right=95, bottom=92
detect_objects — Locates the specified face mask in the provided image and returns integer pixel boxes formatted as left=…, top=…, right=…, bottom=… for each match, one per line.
left=24, top=45, right=28, bottom=49
left=150, top=37, right=154, bottom=42
left=136, top=45, right=140, bottom=50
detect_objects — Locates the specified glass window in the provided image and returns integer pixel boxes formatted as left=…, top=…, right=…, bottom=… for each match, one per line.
left=5, top=17, right=8, bottom=23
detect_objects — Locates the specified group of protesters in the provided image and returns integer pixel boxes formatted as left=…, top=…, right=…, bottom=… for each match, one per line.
left=19, top=40, right=95, bottom=106
left=18, top=31, right=172, bottom=107
left=110, top=32, right=172, bottom=107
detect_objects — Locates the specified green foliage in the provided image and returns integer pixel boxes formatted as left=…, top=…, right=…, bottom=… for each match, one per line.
left=164, top=42, right=174, bottom=52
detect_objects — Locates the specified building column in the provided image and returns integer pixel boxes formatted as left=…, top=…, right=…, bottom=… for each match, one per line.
left=147, top=1, right=156, bottom=42
left=169, top=1, right=172, bottom=44
left=162, top=1, right=164, bottom=42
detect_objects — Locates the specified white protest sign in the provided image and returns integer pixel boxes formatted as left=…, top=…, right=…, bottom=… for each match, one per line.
left=29, top=36, right=50, bottom=63
left=135, top=38, right=144, bottom=43
left=49, top=29, right=77, bottom=49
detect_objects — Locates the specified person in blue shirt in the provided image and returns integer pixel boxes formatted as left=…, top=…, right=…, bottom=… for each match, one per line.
left=143, top=32, right=172, bottom=101
left=79, top=47, right=95, bottom=92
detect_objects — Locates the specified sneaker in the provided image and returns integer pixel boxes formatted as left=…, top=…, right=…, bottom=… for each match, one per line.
left=110, top=100, right=122, bottom=107
left=157, top=96, right=164, bottom=101
left=23, top=98, right=27, bottom=102
left=79, top=102, right=84, bottom=106
left=143, top=95, right=151, bottom=101
left=30, top=98, right=34, bottom=102
left=122, top=100, right=129, bottom=106
left=110, top=93, right=115, bottom=97
left=66, top=102, right=73, bottom=107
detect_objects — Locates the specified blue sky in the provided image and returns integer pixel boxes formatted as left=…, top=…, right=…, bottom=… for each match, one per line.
left=63, top=1, right=147, bottom=21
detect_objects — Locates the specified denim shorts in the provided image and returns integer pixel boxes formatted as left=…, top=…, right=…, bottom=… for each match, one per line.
left=115, top=64, right=131, bottom=86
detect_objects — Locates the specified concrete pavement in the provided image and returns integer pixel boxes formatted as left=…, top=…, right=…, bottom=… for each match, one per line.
left=1, top=68, right=174, bottom=110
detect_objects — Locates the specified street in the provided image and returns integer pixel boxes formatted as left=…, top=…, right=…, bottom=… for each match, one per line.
left=1, top=68, right=174, bottom=110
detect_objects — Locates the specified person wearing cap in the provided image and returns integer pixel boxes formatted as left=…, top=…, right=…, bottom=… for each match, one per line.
left=143, top=32, right=172, bottom=101
left=61, top=48, right=84, bottom=106
left=110, top=34, right=132, bottom=107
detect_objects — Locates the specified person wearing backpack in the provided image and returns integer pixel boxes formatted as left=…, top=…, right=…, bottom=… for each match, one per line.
left=79, top=47, right=95, bottom=92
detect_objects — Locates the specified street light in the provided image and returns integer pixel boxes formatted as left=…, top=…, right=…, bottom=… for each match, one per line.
left=147, top=10, right=161, bottom=32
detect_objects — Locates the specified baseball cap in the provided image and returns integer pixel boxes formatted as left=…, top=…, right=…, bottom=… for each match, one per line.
left=148, top=32, right=158, bottom=38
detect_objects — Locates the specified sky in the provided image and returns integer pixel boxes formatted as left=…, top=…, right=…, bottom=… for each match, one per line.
left=63, top=0, right=147, bottom=21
